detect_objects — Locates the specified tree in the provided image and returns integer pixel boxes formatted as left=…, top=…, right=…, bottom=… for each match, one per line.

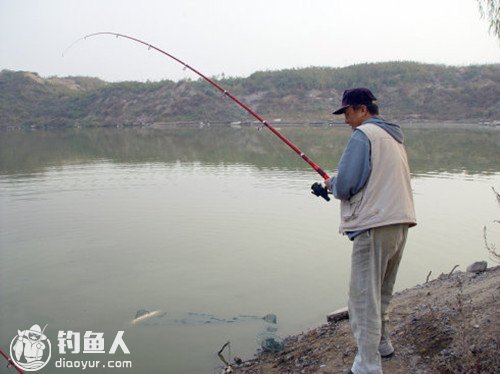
left=477, top=0, right=500, bottom=39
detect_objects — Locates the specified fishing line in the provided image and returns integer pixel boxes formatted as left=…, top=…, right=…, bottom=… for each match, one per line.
left=63, top=31, right=331, bottom=200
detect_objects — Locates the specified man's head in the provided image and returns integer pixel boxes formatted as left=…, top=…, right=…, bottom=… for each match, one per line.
left=332, top=88, right=378, bottom=129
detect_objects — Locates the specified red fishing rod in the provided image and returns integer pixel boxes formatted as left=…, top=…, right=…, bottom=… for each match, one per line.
left=65, top=32, right=331, bottom=201
left=0, top=348, right=25, bottom=374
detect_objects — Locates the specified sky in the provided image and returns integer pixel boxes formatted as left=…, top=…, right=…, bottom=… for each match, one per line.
left=0, top=0, right=499, bottom=82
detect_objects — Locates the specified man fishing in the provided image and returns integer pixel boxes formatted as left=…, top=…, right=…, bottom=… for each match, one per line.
left=69, top=32, right=419, bottom=374
left=325, top=88, right=417, bottom=374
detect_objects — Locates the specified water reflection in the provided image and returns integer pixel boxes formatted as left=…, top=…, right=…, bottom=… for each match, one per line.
left=1, top=126, right=499, bottom=176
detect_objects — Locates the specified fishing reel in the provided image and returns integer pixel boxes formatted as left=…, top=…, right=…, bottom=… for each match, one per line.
left=311, top=182, right=330, bottom=202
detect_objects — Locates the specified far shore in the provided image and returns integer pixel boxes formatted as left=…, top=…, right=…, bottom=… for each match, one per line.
left=1, top=119, right=499, bottom=132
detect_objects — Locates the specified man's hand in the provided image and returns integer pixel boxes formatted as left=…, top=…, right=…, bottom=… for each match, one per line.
left=324, top=177, right=333, bottom=192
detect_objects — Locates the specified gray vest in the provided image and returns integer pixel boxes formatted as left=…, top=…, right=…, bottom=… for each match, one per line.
left=339, top=123, right=417, bottom=233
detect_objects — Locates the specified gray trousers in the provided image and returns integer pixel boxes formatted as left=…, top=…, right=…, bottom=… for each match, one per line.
left=349, top=224, right=408, bottom=374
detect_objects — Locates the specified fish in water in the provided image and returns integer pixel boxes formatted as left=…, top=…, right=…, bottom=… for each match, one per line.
left=130, top=309, right=163, bottom=324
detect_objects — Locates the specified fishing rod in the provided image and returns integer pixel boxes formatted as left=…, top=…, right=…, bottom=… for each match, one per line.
left=0, top=348, right=25, bottom=374
left=64, top=32, right=331, bottom=201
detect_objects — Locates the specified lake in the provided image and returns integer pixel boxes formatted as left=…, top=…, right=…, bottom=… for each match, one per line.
left=0, top=126, right=499, bottom=373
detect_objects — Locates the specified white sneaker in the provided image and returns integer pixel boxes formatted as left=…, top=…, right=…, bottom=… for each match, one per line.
left=379, top=339, right=394, bottom=358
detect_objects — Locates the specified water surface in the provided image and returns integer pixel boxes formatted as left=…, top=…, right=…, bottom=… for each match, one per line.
left=1, top=126, right=499, bottom=373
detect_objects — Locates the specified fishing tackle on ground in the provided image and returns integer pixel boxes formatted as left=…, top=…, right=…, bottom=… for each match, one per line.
left=64, top=32, right=331, bottom=201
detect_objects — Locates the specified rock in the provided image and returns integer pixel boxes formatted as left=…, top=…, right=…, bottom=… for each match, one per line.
left=327, top=307, right=349, bottom=323
left=233, top=356, right=243, bottom=365
left=261, top=337, right=285, bottom=352
left=466, top=261, right=487, bottom=273
left=440, top=348, right=451, bottom=357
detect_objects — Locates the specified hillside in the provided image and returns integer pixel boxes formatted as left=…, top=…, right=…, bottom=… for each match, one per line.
left=0, top=62, right=499, bottom=128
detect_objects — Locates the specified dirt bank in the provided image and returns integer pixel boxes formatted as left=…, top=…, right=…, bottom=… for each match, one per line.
left=232, top=265, right=499, bottom=374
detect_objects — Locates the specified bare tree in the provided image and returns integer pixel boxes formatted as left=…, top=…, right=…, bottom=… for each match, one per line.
left=477, top=0, right=500, bottom=39
left=484, top=187, right=500, bottom=263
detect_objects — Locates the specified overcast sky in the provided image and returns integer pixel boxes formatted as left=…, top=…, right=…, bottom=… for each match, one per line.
left=0, top=0, right=499, bottom=82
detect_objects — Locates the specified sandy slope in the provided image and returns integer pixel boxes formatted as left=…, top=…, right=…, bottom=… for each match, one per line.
left=233, top=265, right=499, bottom=374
